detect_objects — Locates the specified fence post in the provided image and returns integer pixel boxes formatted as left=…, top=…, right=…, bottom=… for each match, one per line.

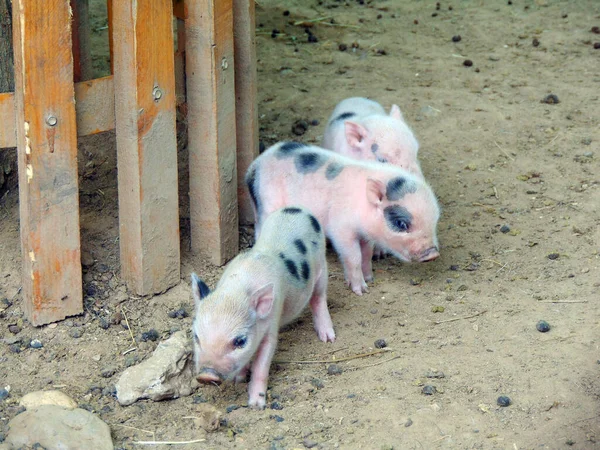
left=12, top=0, right=83, bottom=326
left=111, top=0, right=181, bottom=295
left=186, top=0, right=239, bottom=265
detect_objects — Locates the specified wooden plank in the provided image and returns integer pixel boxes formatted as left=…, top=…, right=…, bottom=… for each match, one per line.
left=107, top=0, right=113, bottom=74
left=1, top=76, right=116, bottom=149
left=12, top=0, right=82, bottom=326
left=0, top=92, right=15, bottom=148
left=186, top=0, right=239, bottom=265
left=0, top=0, right=14, bottom=93
left=71, top=0, right=93, bottom=82
left=172, top=0, right=186, bottom=20
left=233, top=0, right=258, bottom=225
left=112, top=0, right=180, bottom=295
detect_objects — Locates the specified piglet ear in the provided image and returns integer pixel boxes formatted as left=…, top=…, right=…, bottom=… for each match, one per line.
left=366, top=178, right=386, bottom=206
left=389, top=104, right=403, bottom=121
left=191, top=273, right=211, bottom=307
left=344, top=121, right=369, bottom=151
left=250, top=283, right=275, bottom=320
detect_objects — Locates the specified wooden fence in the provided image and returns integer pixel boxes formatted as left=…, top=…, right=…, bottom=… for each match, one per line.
left=0, top=0, right=258, bottom=326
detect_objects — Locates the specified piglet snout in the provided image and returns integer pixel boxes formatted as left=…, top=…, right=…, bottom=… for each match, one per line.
left=418, top=246, right=439, bottom=262
left=196, top=368, right=223, bottom=385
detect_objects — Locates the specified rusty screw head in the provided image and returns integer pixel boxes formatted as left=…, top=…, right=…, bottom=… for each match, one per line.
left=152, top=87, right=163, bottom=101
left=46, top=116, right=57, bottom=126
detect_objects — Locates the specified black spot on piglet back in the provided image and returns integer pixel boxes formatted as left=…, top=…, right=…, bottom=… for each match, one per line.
left=294, top=239, right=307, bottom=255
left=282, top=207, right=302, bottom=214
left=325, top=162, right=344, bottom=180
left=278, top=141, right=307, bottom=156
left=279, top=252, right=286, bottom=260
left=334, top=112, right=356, bottom=122
left=384, top=205, right=413, bottom=233
left=301, top=261, right=310, bottom=281
left=386, top=176, right=417, bottom=201
left=308, top=214, right=321, bottom=233
left=284, top=259, right=300, bottom=280
left=245, top=165, right=260, bottom=214
left=294, top=152, right=327, bottom=174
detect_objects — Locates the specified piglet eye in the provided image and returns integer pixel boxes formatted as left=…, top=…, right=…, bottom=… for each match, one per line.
left=232, top=335, right=247, bottom=349
left=396, top=219, right=409, bottom=232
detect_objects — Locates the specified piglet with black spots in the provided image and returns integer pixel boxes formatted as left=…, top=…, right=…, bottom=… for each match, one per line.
left=191, top=207, right=334, bottom=410
left=322, top=97, right=422, bottom=177
left=246, top=142, right=440, bottom=296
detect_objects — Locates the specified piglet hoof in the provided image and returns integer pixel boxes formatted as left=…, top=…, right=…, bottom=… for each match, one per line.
left=317, top=328, right=336, bottom=343
left=247, top=396, right=266, bottom=410
left=364, top=274, right=374, bottom=283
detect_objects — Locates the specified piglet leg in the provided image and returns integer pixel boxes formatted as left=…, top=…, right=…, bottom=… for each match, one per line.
left=310, top=267, right=335, bottom=342
left=360, top=239, right=375, bottom=282
left=234, top=364, right=250, bottom=384
left=331, top=234, right=368, bottom=295
left=247, top=331, right=278, bottom=409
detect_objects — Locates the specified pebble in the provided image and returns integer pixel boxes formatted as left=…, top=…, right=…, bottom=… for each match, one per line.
left=311, top=378, right=324, bottom=389
left=452, top=35, right=461, bottom=42
left=303, top=438, right=318, bottom=449
left=532, top=37, right=540, bottom=47
left=270, top=414, right=284, bottom=422
left=327, top=364, right=343, bottom=375
left=497, top=395, right=511, bottom=407
left=81, top=251, right=95, bottom=268
left=595, top=42, right=600, bottom=49
left=422, top=385, right=437, bottom=395
left=98, top=317, right=110, bottom=330
left=0, top=388, right=9, bottom=400
left=292, top=120, right=309, bottom=136
left=226, top=404, right=239, bottom=413
left=271, top=401, right=284, bottom=410
left=500, top=224, right=511, bottom=233
left=339, top=43, right=348, bottom=51
left=405, top=418, right=413, bottom=427
left=100, top=367, right=117, bottom=378
left=8, top=324, right=21, bottom=334
left=536, top=320, right=551, bottom=333
left=102, top=385, right=116, bottom=398
left=592, top=26, right=600, bottom=34
left=29, top=339, right=43, bottom=349
left=374, top=339, right=387, bottom=349
left=20, top=390, right=77, bottom=410
left=70, top=328, right=84, bottom=339
left=449, top=264, right=459, bottom=271
left=541, top=94, right=559, bottom=104
left=425, top=370, right=445, bottom=379
left=9, top=344, right=21, bottom=353
left=547, top=253, right=560, bottom=260
left=141, top=329, right=160, bottom=342
left=463, top=59, right=473, bottom=67
left=167, top=308, right=188, bottom=319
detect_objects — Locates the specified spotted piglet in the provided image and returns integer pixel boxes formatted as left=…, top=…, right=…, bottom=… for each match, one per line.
left=191, top=207, right=334, bottom=409
left=246, top=142, right=440, bottom=296
left=322, top=97, right=423, bottom=177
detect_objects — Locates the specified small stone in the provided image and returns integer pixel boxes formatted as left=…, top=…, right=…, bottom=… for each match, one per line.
left=547, top=253, right=560, bottom=260
left=271, top=29, right=280, bottom=38
left=594, top=42, right=600, bottom=49
left=102, top=385, right=116, bottom=398
left=425, top=370, right=445, bottom=379
left=193, top=394, right=208, bottom=404
left=308, top=34, right=318, bottom=43
left=101, top=367, right=117, bottom=378
left=81, top=251, right=95, bottom=268
left=431, top=306, right=445, bottom=313
left=374, top=339, right=387, bottom=349
left=532, top=37, right=540, bottom=47
left=311, top=378, right=324, bottom=389
left=409, top=278, right=422, bottom=286
left=292, top=119, right=309, bottom=136
left=310, top=119, right=319, bottom=126
left=0, top=388, right=10, bottom=400
left=339, top=43, right=348, bottom=51
left=9, top=344, right=21, bottom=353
left=141, top=329, right=160, bottom=342
left=497, top=395, right=511, bottom=407
left=541, top=94, right=559, bottom=104
left=282, top=10, right=290, bottom=16
left=270, top=414, right=284, bottom=422
left=29, top=339, right=43, bottom=349
left=536, top=320, right=551, bottom=333
left=168, top=308, right=188, bottom=319
left=457, top=285, right=468, bottom=291
left=69, top=328, right=84, bottom=339
left=226, top=404, right=239, bottom=413
left=20, top=390, right=77, bottom=410
left=98, top=317, right=110, bottom=330
left=422, top=385, right=437, bottom=395
left=463, top=59, right=473, bottom=67
left=8, top=324, right=21, bottom=334
left=405, top=418, right=413, bottom=427
left=452, top=35, right=461, bottom=42
left=449, top=264, right=459, bottom=271
left=566, top=439, right=576, bottom=446
left=592, top=26, right=600, bottom=34
left=500, top=224, right=511, bottom=233
left=327, top=364, right=343, bottom=375
left=110, top=311, right=123, bottom=325
left=124, top=355, right=139, bottom=368
left=271, top=401, right=284, bottom=410
left=303, top=438, right=318, bottom=449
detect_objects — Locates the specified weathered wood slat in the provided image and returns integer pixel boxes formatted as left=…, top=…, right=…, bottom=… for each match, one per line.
left=12, top=0, right=83, bottom=326
left=1, top=76, right=116, bottom=149
left=112, top=0, right=180, bottom=295
left=233, top=0, right=258, bottom=225
left=186, top=0, right=239, bottom=265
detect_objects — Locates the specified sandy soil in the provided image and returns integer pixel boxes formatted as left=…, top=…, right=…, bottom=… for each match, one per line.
left=1, top=1, right=599, bottom=449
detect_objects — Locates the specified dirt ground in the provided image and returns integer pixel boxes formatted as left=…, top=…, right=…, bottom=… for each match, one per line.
left=1, top=0, right=599, bottom=449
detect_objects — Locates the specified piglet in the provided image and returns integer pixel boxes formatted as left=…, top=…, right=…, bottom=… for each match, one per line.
left=191, top=206, right=335, bottom=409
left=246, top=142, right=440, bottom=296
left=322, top=97, right=422, bottom=177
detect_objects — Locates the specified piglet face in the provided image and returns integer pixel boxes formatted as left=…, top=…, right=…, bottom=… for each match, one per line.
left=366, top=177, right=440, bottom=262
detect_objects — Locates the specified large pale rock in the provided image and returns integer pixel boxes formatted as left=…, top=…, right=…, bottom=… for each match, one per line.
left=20, top=390, right=78, bottom=410
left=4, top=405, right=113, bottom=450
left=115, top=330, right=199, bottom=406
